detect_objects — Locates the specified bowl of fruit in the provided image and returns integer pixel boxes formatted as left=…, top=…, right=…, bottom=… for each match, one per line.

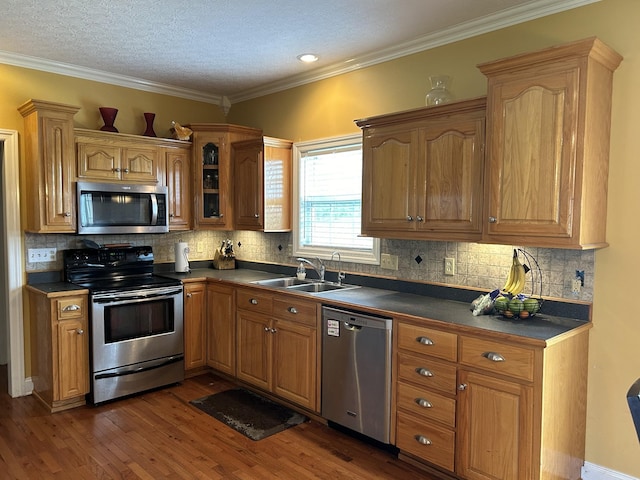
left=493, top=248, right=543, bottom=319
left=494, top=294, right=542, bottom=320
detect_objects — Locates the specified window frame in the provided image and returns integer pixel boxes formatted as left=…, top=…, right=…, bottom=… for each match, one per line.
left=292, top=134, right=380, bottom=265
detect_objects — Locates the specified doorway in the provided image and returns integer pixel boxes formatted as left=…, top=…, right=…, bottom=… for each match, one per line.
left=0, top=130, right=26, bottom=397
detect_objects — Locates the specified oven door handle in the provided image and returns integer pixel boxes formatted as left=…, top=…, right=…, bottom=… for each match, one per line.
left=94, top=354, right=184, bottom=380
left=92, top=288, right=183, bottom=304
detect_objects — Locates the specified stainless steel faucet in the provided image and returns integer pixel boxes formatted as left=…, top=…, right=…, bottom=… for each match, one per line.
left=297, top=257, right=325, bottom=282
left=331, top=251, right=346, bottom=285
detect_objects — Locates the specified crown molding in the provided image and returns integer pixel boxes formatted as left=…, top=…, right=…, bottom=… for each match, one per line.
left=0, top=0, right=599, bottom=106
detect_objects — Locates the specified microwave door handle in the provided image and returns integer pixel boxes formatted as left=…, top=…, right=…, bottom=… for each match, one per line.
left=150, top=194, right=158, bottom=225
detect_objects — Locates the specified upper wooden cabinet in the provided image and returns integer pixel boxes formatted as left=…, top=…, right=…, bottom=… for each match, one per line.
left=165, top=145, right=192, bottom=230
left=232, top=136, right=292, bottom=232
left=75, top=129, right=168, bottom=184
left=189, top=123, right=262, bottom=230
left=356, top=97, right=486, bottom=242
left=478, top=37, right=622, bottom=249
left=18, top=99, right=80, bottom=233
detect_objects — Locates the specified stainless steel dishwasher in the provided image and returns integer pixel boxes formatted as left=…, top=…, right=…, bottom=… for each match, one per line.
left=321, top=306, right=393, bottom=444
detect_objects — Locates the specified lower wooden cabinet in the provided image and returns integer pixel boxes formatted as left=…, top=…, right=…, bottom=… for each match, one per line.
left=236, top=288, right=319, bottom=411
left=206, top=283, right=236, bottom=376
left=184, top=282, right=206, bottom=372
left=395, top=317, right=590, bottom=480
left=27, top=287, right=89, bottom=412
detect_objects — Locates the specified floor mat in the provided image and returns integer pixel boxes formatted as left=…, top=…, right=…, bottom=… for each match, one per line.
left=190, top=388, right=307, bottom=441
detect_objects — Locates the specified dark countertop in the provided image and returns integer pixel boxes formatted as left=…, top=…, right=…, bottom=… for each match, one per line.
left=159, top=267, right=590, bottom=344
left=26, top=282, right=89, bottom=294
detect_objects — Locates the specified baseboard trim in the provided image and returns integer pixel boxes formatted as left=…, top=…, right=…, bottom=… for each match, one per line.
left=582, top=462, right=639, bottom=480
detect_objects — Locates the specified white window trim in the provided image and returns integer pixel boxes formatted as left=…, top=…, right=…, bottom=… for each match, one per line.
left=292, top=134, right=380, bottom=265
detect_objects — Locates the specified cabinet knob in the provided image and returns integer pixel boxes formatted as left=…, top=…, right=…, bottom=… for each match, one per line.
left=169, top=213, right=175, bottom=218
left=270, top=328, right=277, bottom=334
left=415, top=398, right=432, bottom=408
left=63, top=304, right=80, bottom=312
left=63, top=212, right=71, bottom=217
left=416, top=336, right=434, bottom=346
left=76, top=328, right=84, bottom=335
left=406, top=215, right=414, bottom=222
left=416, top=215, right=424, bottom=222
left=482, top=351, right=505, bottom=362
left=458, top=383, right=468, bottom=391
left=124, top=168, right=129, bottom=173
left=415, top=435, right=432, bottom=446
left=114, top=167, right=121, bottom=173
left=250, top=298, right=258, bottom=305
left=254, top=214, right=260, bottom=218
left=488, top=216, right=497, bottom=223
left=186, top=293, right=192, bottom=298
left=264, top=327, right=270, bottom=332
left=287, top=307, right=298, bottom=314
left=219, top=213, right=224, bottom=218
left=416, top=367, right=433, bottom=377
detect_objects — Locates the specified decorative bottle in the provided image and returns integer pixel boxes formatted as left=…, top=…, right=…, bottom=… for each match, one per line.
left=425, top=75, right=454, bottom=106
left=296, top=262, right=306, bottom=280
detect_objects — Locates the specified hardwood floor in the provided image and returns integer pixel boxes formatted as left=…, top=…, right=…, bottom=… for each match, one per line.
left=0, top=368, right=437, bottom=479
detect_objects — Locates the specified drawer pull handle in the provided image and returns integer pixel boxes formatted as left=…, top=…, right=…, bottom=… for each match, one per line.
left=417, top=336, right=434, bottom=346
left=288, top=307, right=298, bottom=314
left=482, top=351, right=505, bottom=362
left=415, top=435, right=432, bottom=445
left=76, top=328, right=84, bottom=335
left=416, top=398, right=432, bottom=408
left=250, top=298, right=258, bottom=305
left=416, top=368, right=433, bottom=377
left=63, top=304, right=81, bottom=312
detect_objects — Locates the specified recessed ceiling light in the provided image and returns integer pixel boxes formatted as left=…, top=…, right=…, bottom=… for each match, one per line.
left=297, top=53, right=319, bottom=63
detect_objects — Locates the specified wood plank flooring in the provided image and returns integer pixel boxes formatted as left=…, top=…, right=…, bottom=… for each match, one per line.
left=0, top=368, right=437, bottom=479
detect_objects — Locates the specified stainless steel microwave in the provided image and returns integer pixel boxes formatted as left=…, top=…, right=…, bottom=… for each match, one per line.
left=77, top=181, right=169, bottom=234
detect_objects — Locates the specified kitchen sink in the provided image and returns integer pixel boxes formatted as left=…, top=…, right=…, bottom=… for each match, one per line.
left=252, top=277, right=359, bottom=293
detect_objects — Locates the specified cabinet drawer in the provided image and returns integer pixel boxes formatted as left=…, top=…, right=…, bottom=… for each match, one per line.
left=396, top=412, right=455, bottom=472
left=397, top=322, right=457, bottom=361
left=236, top=289, right=273, bottom=315
left=56, top=297, right=85, bottom=320
left=273, top=297, right=317, bottom=327
left=397, top=382, right=455, bottom=428
left=459, top=336, right=535, bottom=382
left=397, top=352, right=457, bottom=395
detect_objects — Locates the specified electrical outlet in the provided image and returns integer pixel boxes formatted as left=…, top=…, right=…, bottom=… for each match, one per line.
left=444, top=257, right=455, bottom=276
left=572, top=278, right=582, bottom=294
left=196, top=241, right=204, bottom=253
left=27, top=248, right=57, bottom=263
left=380, top=253, right=399, bottom=270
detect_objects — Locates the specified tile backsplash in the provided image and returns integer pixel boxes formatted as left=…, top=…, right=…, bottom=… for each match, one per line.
left=25, top=231, right=594, bottom=302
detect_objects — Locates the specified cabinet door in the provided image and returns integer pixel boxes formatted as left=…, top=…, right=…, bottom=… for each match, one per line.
left=484, top=68, right=579, bottom=240
left=56, top=318, right=89, bottom=400
left=272, top=318, right=317, bottom=410
left=417, top=115, right=484, bottom=238
left=233, top=139, right=264, bottom=230
left=184, top=283, right=206, bottom=371
left=457, top=370, right=534, bottom=480
left=193, top=133, right=230, bottom=229
left=77, top=141, right=121, bottom=181
left=236, top=310, right=271, bottom=390
left=121, top=146, right=160, bottom=183
left=166, top=147, right=192, bottom=230
left=206, top=283, right=236, bottom=375
left=361, top=127, right=419, bottom=233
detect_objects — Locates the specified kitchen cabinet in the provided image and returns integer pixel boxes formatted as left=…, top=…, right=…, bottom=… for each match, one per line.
left=236, top=287, right=319, bottom=411
left=478, top=37, right=622, bottom=249
left=356, top=97, right=486, bottom=241
left=232, top=136, right=292, bottom=232
left=26, top=287, right=89, bottom=412
left=165, top=144, right=192, bottom=230
left=189, top=123, right=262, bottom=230
left=206, top=282, right=236, bottom=376
left=18, top=99, right=80, bottom=233
left=184, top=282, right=206, bottom=373
left=75, top=129, right=170, bottom=184
left=394, top=317, right=590, bottom=480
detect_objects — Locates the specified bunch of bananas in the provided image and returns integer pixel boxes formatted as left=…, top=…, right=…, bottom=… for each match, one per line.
left=501, top=249, right=527, bottom=296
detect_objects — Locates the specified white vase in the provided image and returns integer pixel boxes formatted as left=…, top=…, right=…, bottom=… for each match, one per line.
left=425, top=75, right=454, bottom=106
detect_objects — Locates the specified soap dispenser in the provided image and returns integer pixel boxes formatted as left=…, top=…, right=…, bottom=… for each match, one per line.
left=296, top=262, right=306, bottom=280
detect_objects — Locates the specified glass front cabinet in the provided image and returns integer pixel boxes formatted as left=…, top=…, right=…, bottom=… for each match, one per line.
left=189, top=124, right=262, bottom=230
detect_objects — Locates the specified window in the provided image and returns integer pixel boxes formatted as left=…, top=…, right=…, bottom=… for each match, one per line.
left=293, top=134, right=380, bottom=265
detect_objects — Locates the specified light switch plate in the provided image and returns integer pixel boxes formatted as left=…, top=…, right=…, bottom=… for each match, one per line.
left=28, top=248, right=57, bottom=263
left=380, top=253, right=399, bottom=270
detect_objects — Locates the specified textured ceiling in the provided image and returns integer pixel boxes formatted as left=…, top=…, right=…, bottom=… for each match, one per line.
left=0, top=0, right=598, bottom=104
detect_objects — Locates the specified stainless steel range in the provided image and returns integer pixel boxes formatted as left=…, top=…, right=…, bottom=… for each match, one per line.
left=64, top=246, right=184, bottom=404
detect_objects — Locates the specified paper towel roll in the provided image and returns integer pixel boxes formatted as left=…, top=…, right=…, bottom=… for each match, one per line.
left=175, top=242, right=190, bottom=273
